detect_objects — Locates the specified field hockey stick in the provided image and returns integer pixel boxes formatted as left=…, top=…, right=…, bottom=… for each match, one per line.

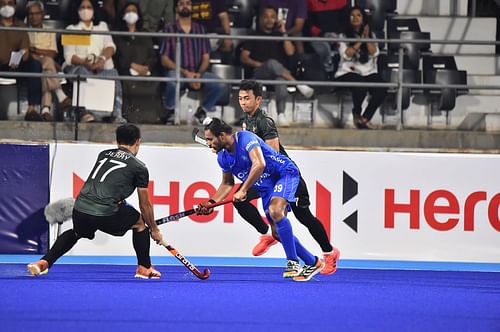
left=192, top=127, right=209, bottom=147
left=155, top=199, right=232, bottom=226
left=158, top=240, right=211, bottom=280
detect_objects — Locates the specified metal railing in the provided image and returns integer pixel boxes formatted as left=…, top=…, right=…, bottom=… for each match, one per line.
left=1, top=25, right=499, bottom=132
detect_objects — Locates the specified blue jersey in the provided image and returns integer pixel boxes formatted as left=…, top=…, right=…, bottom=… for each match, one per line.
left=217, top=131, right=297, bottom=191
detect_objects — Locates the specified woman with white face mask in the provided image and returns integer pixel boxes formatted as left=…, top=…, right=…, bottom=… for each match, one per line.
left=114, top=2, right=161, bottom=123
left=0, top=0, right=43, bottom=121
left=63, top=0, right=126, bottom=123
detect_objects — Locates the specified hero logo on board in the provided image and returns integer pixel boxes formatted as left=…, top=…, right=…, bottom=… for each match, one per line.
left=72, top=173, right=334, bottom=238
left=385, top=189, right=500, bottom=232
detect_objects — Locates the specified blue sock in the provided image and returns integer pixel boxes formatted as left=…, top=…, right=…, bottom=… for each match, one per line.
left=274, top=216, right=299, bottom=262
left=294, top=237, right=316, bottom=266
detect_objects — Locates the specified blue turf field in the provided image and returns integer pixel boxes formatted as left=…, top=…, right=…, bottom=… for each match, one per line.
left=1, top=258, right=499, bottom=332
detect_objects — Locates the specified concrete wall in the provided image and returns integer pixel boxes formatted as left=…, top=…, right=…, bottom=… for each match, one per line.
left=396, top=0, right=469, bottom=16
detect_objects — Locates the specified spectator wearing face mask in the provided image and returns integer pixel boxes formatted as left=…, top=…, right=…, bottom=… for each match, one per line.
left=101, top=0, right=176, bottom=33
left=114, top=2, right=161, bottom=123
left=0, top=0, right=43, bottom=121
left=63, top=0, right=125, bottom=123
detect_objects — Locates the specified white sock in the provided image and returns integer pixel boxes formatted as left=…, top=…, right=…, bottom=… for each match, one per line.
left=41, top=106, right=51, bottom=114
left=55, top=89, right=67, bottom=102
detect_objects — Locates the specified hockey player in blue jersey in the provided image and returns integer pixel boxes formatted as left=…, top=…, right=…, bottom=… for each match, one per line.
left=196, top=117, right=324, bottom=281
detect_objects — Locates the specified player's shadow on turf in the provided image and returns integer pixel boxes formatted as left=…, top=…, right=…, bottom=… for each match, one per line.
left=15, top=208, right=49, bottom=254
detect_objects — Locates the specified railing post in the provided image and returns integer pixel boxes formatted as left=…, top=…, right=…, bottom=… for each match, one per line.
left=470, top=0, right=477, bottom=17
left=396, top=45, right=405, bottom=130
left=74, top=74, right=81, bottom=141
left=174, top=37, right=181, bottom=125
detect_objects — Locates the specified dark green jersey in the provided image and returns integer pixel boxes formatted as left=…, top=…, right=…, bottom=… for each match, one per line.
left=242, top=108, right=289, bottom=157
left=74, top=147, right=149, bottom=216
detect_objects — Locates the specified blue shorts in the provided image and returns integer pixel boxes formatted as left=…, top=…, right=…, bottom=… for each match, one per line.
left=259, top=164, right=299, bottom=213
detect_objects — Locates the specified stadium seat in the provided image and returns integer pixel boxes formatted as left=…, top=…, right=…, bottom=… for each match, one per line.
left=0, top=78, right=19, bottom=120
left=227, top=0, right=258, bottom=29
left=44, top=0, right=72, bottom=23
left=424, top=68, right=467, bottom=125
left=15, top=0, right=27, bottom=20
left=423, top=55, right=458, bottom=71
left=357, top=0, right=397, bottom=32
left=387, top=18, right=431, bottom=70
left=378, top=53, right=421, bottom=123
left=210, top=64, right=243, bottom=117
left=423, top=55, right=468, bottom=96
left=387, top=17, right=421, bottom=36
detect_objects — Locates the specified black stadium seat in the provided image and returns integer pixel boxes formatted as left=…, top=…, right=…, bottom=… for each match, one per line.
left=15, top=0, right=27, bottom=20
left=357, top=0, right=397, bottom=32
left=423, top=57, right=468, bottom=125
left=44, top=0, right=72, bottom=23
left=378, top=54, right=421, bottom=120
left=226, top=0, right=258, bottom=29
left=423, top=55, right=458, bottom=71
left=387, top=18, right=431, bottom=70
left=210, top=64, right=243, bottom=117
left=423, top=54, right=468, bottom=96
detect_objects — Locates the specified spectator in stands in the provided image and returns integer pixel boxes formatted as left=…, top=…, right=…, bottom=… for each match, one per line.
left=191, top=0, right=233, bottom=63
left=261, top=0, right=308, bottom=54
left=307, top=0, right=349, bottom=79
left=114, top=2, right=160, bottom=122
left=26, top=1, right=72, bottom=121
left=103, top=0, right=174, bottom=32
left=139, top=0, right=174, bottom=32
left=334, top=6, right=386, bottom=129
left=102, top=0, right=127, bottom=27
left=240, top=5, right=314, bottom=126
left=63, top=0, right=126, bottom=123
left=0, top=0, right=43, bottom=121
left=160, top=0, right=225, bottom=125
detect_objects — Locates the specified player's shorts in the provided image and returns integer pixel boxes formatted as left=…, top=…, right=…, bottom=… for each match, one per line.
left=260, top=164, right=300, bottom=213
left=72, top=202, right=140, bottom=239
left=237, top=174, right=310, bottom=207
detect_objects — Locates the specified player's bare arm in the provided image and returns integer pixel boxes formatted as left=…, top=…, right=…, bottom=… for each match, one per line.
left=213, top=171, right=235, bottom=202
left=265, top=137, right=280, bottom=152
left=196, top=172, right=234, bottom=215
left=235, top=146, right=265, bottom=202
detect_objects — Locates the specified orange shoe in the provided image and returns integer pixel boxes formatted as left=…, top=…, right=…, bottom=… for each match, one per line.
left=252, top=235, right=279, bottom=256
left=320, top=247, right=340, bottom=275
left=135, top=265, right=161, bottom=279
left=27, top=259, right=49, bottom=276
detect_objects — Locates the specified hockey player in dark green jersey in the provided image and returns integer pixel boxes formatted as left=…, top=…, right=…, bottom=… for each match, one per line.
left=28, top=124, right=164, bottom=279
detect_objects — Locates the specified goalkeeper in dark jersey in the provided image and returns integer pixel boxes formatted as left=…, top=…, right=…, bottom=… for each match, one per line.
left=27, top=124, right=164, bottom=279
left=236, top=79, right=340, bottom=275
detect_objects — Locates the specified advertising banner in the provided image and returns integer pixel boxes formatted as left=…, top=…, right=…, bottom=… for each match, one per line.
left=0, top=144, right=49, bottom=254
left=49, top=143, right=500, bottom=263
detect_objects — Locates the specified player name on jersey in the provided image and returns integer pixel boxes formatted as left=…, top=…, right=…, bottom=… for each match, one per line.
left=105, top=150, right=131, bottom=160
